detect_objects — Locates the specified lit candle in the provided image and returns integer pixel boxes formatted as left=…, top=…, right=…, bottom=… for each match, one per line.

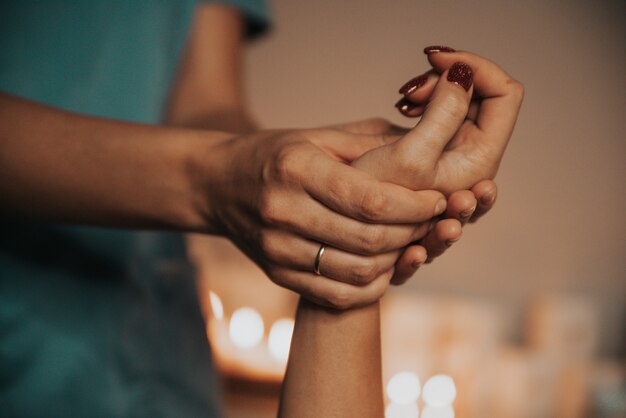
left=229, top=307, right=264, bottom=349
left=268, top=318, right=295, bottom=363
left=422, top=374, right=457, bottom=408
left=386, top=371, right=421, bottom=405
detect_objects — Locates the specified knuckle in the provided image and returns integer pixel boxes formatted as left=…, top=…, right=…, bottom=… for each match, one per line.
left=357, top=224, right=386, bottom=254
left=351, top=259, right=379, bottom=284
left=357, top=188, right=389, bottom=221
left=272, top=142, right=302, bottom=181
left=258, top=192, right=280, bottom=225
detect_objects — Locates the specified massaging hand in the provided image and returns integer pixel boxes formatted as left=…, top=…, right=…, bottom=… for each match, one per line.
left=351, top=48, right=524, bottom=284
left=206, top=49, right=522, bottom=309
left=205, top=128, right=447, bottom=309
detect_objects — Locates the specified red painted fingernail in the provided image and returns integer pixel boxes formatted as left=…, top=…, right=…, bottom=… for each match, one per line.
left=447, top=61, right=473, bottom=91
left=399, top=74, right=429, bottom=95
left=395, top=98, right=419, bottom=115
left=424, top=45, right=456, bottom=54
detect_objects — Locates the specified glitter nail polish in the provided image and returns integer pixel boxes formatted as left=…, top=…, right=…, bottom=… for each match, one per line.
left=399, top=74, right=428, bottom=95
left=424, top=45, right=456, bottom=54
left=447, top=62, right=473, bottom=91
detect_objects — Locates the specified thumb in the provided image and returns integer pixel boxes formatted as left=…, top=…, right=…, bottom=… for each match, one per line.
left=393, top=61, right=474, bottom=162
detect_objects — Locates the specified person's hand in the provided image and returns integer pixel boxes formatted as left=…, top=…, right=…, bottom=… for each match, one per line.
left=200, top=128, right=446, bottom=309
left=332, top=117, right=499, bottom=284
left=355, top=49, right=524, bottom=193
left=350, top=48, right=523, bottom=282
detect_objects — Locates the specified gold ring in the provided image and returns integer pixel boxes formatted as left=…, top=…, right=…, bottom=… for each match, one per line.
left=313, top=244, right=326, bottom=275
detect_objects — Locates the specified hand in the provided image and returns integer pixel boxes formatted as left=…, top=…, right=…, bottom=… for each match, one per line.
left=330, top=119, right=499, bottom=285
left=199, top=128, right=446, bottom=309
left=356, top=50, right=523, bottom=193
left=350, top=49, right=523, bottom=282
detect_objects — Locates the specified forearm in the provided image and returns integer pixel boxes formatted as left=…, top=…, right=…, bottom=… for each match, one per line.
left=0, top=93, right=230, bottom=231
left=279, top=299, right=384, bottom=418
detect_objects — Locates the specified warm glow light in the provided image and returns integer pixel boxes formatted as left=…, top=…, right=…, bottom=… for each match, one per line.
left=229, top=307, right=264, bottom=349
left=422, top=375, right=456, bottom=407
left=268, top=318, right=294, bottom=363
left=385, top=402, right=419, bottom=418
left=386, top=372, right=421, bottom=404
left=209, top=291, right=224, bottom=320
left=420, top=405, right=454, bottom=418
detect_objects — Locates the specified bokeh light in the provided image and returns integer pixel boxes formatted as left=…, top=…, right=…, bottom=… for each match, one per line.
left=386, top=371, right=421, bottom=404
left=209, top=291, right=224, bottom=320
left=229, top=307, right=264, bottom=349
left=422, top=375, right=456, bottom=407
left=420, top=405, right=455, bottom=418
left=268, top=318, right=294, bottom=363
left=385, top=402, right=419, bottom=418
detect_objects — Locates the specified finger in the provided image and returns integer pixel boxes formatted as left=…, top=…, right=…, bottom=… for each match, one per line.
left=422, top=218, right=463, bottom=263
left=273, top=194, right=434, bottom=255
left=426, top=50, right=524, bottom=160
left=398, top=70, right=439, bottom=104
left=392, top=62, right=474, bottom=161
left=467, top=100, right=480, bottom=122
left=260, top=229, right=401, bottom=285
left=299, top=149, right=447, bottom=223
left=395, top=98, right=426, bottom=118
left=390, top=245, right=427, bottom=286
left=469, top=180, right=497, bottom=223
left=444, top=190, right=477, bottom=225
left=271, top=266, right=393, bottom=310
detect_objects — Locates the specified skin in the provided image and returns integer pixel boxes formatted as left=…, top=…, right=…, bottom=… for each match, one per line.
left=0, top=5, right=495, bottom=309
left=279, top=51, right=524, bottom=418
left=0, top=4, right=519, bottom=416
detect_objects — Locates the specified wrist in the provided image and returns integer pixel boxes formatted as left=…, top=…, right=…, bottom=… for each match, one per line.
left=182, top=129, right=237, bottom=235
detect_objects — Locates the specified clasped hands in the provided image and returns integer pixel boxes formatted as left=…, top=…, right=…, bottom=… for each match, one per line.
left=201, top=48, right=523, bottom=309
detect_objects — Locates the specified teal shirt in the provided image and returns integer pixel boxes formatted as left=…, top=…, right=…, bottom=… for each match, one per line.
left=0, top=1, right=269, bottom=417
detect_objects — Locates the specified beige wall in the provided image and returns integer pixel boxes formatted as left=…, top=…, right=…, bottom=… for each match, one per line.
left=244, top=0, right=626, bottom=354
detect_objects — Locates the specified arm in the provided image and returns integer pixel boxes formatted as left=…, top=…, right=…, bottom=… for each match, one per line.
left=279, top=49, right=524, bottom=417
left=165, top=4, right=255, bottom=133
left=279, top=300, right=384, bottom=418
left=0, top=93, right=230, bottom=231
left=0, top=96, right=449, bottom=308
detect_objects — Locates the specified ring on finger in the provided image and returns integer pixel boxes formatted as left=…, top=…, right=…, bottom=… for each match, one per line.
left=313, top=244, right=326, bottom=275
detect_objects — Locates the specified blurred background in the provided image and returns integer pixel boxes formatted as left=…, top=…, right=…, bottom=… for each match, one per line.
left=197, top=0, right=626, bottom=417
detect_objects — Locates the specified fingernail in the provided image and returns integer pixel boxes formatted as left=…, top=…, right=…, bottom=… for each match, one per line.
left=481, top=190, right=496, bottom=205
left=399, top=74, right=428, bottom=95
left=434, top=199, right=447, bottom=215
left=424, top=45, right=456, bottom=54
left=447, top=61, right=473, bottom=91
left=460, top=206, right=476, bottom=220
left=395, top=98, right=419, bottom=115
